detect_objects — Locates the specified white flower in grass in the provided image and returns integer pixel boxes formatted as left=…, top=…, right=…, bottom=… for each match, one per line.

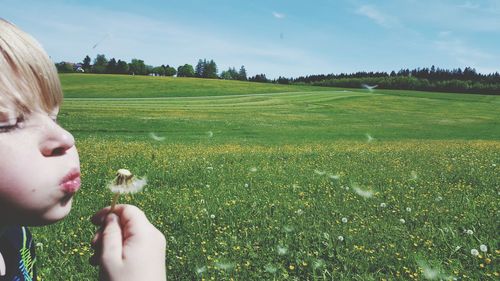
left=244, top=183, right=249, bottom=188
left=465, top=229, right=473, bottom=235
left=480, top=244, right=488, bottom=252
left=399, top=219, right=406, bottom=224
left=210, top=214, right=215, bottom=219
left=380, top=203, right=387, bottom=208
left=470, top=249, right=479, bottom=256
left=341, top=217, right=348, bottom=223
left=296, top=209, right=304, bottom=215
left=108, top=169, right=147, bottom=194
left=406, top=207, right=412, bottom=212
left=337, top=236, right=344, bottom=242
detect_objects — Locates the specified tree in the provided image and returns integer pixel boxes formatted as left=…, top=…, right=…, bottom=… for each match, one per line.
left=164, top=65, right=177, bottom=76
left=92, top=54, right=108, bottom=74
left=249, top=74, right=269, bottom=83
left=106, top=58, right=117, bottom=74
left=205, top=60, right=218, bottom=78
left=116, top=60, right=129, bottom=74
left=128, top=59, right=146, bottom=75
left=195, top=59, right=205, bottom=77
left=82, top=55, right=91, bottom=72
left=177, top=64, right=195, bottom=77
left=220, top=67, right=238, bottom=80
left=238, top=65, right=247, bottom=81
left=55, top=62, right=74, bottom=73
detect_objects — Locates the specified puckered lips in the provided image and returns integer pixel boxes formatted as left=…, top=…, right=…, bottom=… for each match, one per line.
left=60, top=168, right=81, bottom=193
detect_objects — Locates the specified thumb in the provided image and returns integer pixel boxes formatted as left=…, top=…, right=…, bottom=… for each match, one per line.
left=100, top=213, right=123, bottom=266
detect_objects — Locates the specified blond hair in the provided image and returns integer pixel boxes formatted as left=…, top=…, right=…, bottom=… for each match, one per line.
left=0, top=18, right=62, bottom=116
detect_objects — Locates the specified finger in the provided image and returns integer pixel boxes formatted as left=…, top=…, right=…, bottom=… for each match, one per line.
left=91, top=231, right=102, bottom=250
left=100, top=213, right=123, bottom=265
left=89, top=253, right=100, bottom=266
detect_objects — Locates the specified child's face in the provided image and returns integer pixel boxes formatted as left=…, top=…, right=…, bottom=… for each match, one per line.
left=0, top=108, right=80, bottom=226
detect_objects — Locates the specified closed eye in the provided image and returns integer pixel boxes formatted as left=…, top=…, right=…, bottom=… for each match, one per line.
left=0, top=116, right=25, bottom=133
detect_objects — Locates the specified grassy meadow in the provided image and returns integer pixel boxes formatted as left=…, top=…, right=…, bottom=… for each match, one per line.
left=34, top=74, right=499, bottom=280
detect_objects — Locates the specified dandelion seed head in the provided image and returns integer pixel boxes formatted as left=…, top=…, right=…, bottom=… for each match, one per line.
left=210, top=214, right=215, bottom=219
left=108, top=169, right=147, bottom=194
left=480, top=244, right=488, bottom=252
left=323, top=232, right=330, bottom=240
left=466, top=229, right=473, bottom=235
left=244, top=183, right=249, bottom=188
left=380, top=202, right=387, bottom=208
left=471, top=249, right=479, bottom=256
left=399, top=218, right=406, bottom=224
left=341, top=217, right=348, bottom=223
left=406, top=207, right=412, bottom=212
left=337, top=235, right=344, bottom=241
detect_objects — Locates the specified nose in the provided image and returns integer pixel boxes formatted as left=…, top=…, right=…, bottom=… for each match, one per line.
left=40, top=120, right=75, bottom=157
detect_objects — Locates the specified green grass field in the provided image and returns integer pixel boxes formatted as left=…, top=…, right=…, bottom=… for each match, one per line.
left=34, top=74, right=499, bottom=280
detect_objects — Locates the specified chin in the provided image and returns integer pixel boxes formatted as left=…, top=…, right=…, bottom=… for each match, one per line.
left=35, top=197, right=74, bottom=226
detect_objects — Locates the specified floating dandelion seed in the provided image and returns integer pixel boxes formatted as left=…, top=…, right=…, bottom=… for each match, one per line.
left=108, top=169, right=147, bottom=212
left=417, top=260, right=442, bottom=280
left=480, top=244, right=488, bottom=252
left=314, top=169, right=326, bottom=175
left=249, top=167, right=258, bottom=172
left=264, top=264, right=277, bottom=273
left=313, top=259, right=325, bottom=270
left=195, top=266, right=206, bottom=275
left=341, top=217, right=348, bottom=223
left=277, top=245, right=288, bottom=255
left=149, top=132, right=165, bottom=141
left=380, top=202, right=387, bottom=208
left=207, top=131, right=213, bottom=138
left=366, top=133, right=374, bottom=142
left=352, top=183, right=374, bottom=198
left=362, top=84, right=378, bottom=92
left=471, top=249, right=479, bottom=256
left=329, top=174, right=340, bottom=180
left=214, top=262, right=234, bottom=271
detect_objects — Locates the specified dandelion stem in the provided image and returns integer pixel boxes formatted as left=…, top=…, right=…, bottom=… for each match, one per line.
left=110, top=193, right=120, bottom=213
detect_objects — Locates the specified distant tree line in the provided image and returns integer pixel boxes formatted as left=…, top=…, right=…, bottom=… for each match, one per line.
left=55, top=56, right=499, bottom=94
left=55, top=54, right=250, bottom=81
left=290, top=66, right=500, bottom=95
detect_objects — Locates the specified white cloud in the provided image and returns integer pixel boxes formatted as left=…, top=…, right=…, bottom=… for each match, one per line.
left=272, top=12, right=286, bottom=19
left=355, top=5, right=395, bottom=28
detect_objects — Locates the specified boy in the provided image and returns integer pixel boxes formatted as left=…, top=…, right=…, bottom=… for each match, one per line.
left=0, top=19, right=166, bottom=281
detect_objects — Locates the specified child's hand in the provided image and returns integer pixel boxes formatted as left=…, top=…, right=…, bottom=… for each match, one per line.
left=90, top=204, right=166, bottom=281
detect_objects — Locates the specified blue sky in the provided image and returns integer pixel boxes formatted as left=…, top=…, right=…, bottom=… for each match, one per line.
left=2, top=0, right=499, bottom=78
